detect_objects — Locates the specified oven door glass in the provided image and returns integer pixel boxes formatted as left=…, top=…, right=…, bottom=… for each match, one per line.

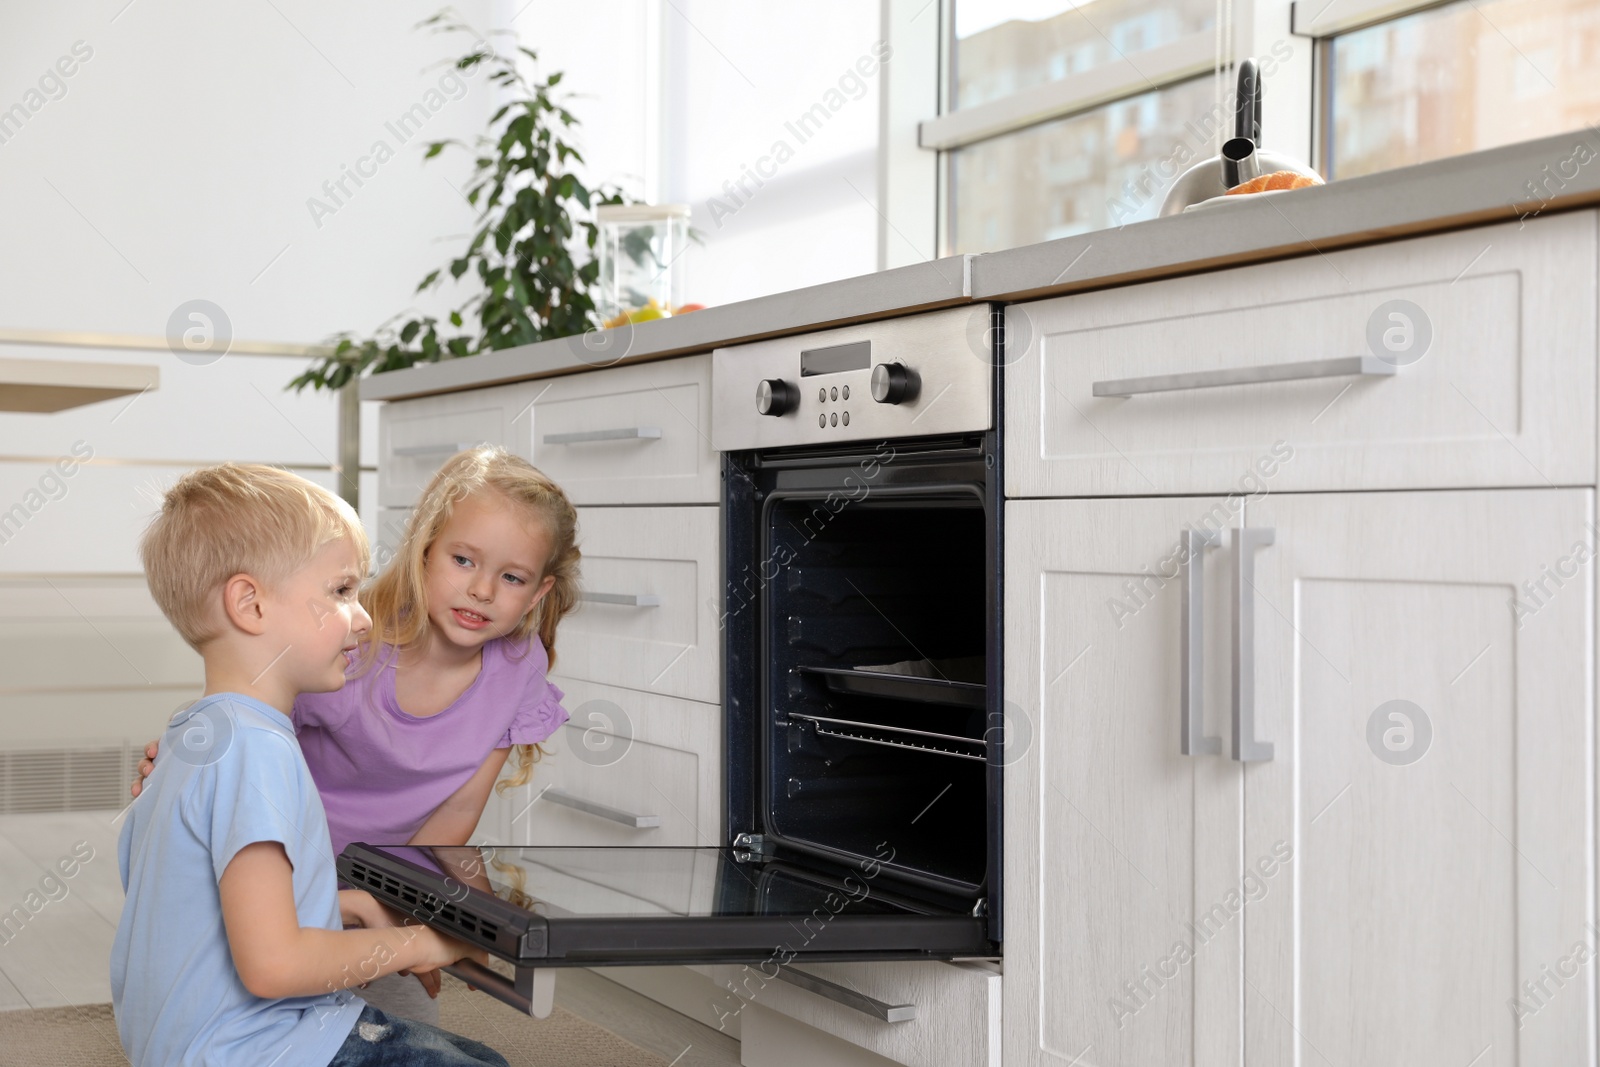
left=338, top=843, right=990, bottom=967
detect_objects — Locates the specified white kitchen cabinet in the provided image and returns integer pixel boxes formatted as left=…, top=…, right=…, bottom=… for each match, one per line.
left=558, top=504, right=722, bottom=704
left=504, top=676, right=721, bottom=849
left=1004, top=496, right=1245, bottom=1067
left=1005, top=489, right=1595, bottom=1067
left=525, top=354, right=719, bottom=505
left=732, top=960, right=1001, bottom=1067
left=1241, top=488, right=1593, bottom=1067
left=376, top=380, right=539, bottom=508
left=1005, top=212, right=1597, bottom=498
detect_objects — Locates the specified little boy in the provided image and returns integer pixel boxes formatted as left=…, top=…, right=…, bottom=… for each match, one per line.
left=112, top=463, right=507, bottom=1067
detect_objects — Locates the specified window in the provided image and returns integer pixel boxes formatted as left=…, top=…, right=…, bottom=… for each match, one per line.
left=929, top=0, right=1220, bottom=254
left=948, top=75, right=1214, bottom=249
left=910, top=0, right=1600, bottom=256
left=1322, top=0, right=1600, bottom=180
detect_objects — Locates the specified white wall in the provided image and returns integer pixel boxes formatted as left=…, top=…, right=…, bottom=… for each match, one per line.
left=0, top=0, right=500, bottom=746
left=0, top=0, right=890, bottom=754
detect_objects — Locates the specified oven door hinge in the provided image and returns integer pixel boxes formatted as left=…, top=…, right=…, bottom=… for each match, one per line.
left=732, top=833, right=770, bottom=860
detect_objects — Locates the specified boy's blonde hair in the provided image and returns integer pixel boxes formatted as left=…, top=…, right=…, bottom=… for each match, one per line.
left=140, top=464, right=369, bottom=651
left=362, top=447, right=580, bottom=792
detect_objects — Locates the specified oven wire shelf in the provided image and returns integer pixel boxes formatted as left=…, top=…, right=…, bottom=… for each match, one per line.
left=786, top=712, right=987, bottom=762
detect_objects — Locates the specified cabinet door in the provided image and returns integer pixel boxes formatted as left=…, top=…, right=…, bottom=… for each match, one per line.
left=1005, top=498, right=1245, bottom=1067
left=1005, top=213, right=1597, bottom=498
left=556, top=504, right=721, bottom=703
left=1243, top=490, right=1594, bottom=1067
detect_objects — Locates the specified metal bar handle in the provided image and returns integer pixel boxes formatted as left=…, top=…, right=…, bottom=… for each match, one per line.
left=542, top=426, right=663, bottom=445
left=579, top=591, right=662, bottom=607
left=776, top=967, right=917, bottom=1023
left=542, top=787, right=661, bottom=829
left=441, top=960, right=556, bottom=1019
left=393, top=441, right=474, bottom=457
left=1093, top=356, right=1397, bottom=398
left=1231, top=527, right=1276, bottom=762
left=1180, top=527, right=1222, bottom=757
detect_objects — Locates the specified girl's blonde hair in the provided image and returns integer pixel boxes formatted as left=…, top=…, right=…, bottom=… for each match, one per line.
left=361, top=446, right=580, bottom=793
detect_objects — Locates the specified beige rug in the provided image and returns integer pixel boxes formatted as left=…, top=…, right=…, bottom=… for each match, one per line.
left=0, top=975, right=670, bottom=1067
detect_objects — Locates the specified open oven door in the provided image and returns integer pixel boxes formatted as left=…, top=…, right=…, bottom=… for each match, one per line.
left=337, top=842, right=991, bottom=1018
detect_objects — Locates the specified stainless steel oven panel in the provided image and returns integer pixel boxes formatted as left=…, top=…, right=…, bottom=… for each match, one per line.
left=711, top=306, right=994, bottom=452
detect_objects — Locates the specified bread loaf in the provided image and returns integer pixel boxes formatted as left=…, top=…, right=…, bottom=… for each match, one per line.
left=1226, top=170, right=1322, bottom=195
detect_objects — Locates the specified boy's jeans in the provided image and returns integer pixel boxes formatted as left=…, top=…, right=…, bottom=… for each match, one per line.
left=326, top=1005, right=509, bottom=1067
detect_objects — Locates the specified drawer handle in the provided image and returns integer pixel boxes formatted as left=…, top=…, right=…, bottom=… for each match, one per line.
left=542, top=787, right=661, bottom=828
left=393, top=441, right=474, bottom=457
left=1231, top=527, right=1276, bottom=762
left=1092, top=356, right=1397, bottom=398
left=1180, top=527, right=1222, bottom=757
left=542, top=426, right=663, bottom=445
left=776, top=968, right=917, bottom=1024
left=580, top=591, right=662, bottom=607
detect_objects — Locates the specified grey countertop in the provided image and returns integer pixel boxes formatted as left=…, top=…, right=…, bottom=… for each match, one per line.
left=363, top=127, right=1600, bottom=402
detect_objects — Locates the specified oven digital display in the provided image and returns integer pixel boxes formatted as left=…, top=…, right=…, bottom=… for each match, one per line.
left=800, top=340, right=870, bottom=376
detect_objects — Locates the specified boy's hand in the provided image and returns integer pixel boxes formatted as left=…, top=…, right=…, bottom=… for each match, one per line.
left=129, top=739, right=159, bottom=798
left=338, top=891, right=448, bottom=999
left=408, top=925, right=489, bottom=977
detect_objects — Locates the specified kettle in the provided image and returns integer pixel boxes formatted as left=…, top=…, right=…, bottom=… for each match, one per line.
left=1158, top=58, right=1322, bottom=216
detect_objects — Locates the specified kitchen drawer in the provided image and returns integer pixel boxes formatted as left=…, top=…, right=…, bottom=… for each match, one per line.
left=1006, top=211, right=1598, bottom=497
left=377, top=381, right=538, bottom=508
left=558, top=504, right=720, bottom=703
left=507, top=677, right=721, bottom=850
left=723, top=960, right=1000, bottom=1067
left=527, top=355, right=717, bottom=505
left=373, top=507, right=411, bottom=573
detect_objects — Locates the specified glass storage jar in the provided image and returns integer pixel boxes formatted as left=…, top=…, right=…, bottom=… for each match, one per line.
left=596, top=204, right=692, bottom=327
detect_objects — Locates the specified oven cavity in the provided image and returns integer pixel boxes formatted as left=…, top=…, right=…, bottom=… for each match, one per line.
left=765, top=494, right=989, bottom=896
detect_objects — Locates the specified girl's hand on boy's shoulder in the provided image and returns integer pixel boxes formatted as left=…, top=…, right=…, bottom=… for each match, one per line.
left=129, top=739, right=159, bottom=798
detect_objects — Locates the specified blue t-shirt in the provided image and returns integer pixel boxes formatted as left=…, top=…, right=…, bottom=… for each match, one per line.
left=111, top=693, right=364, bottom=1067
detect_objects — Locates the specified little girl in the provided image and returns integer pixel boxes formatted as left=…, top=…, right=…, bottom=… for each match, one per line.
left=135, top=446, right=580, bottom=1025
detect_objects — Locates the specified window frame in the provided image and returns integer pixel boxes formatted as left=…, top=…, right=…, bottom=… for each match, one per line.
left=876, top=0, right=1357, bottom=256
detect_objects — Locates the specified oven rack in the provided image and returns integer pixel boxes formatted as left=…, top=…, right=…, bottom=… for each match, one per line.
left=787, top=712, right=987, bottom=762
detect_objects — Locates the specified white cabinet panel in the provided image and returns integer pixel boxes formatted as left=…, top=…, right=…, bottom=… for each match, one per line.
left=1004, top=497, right=1245, bottom=1067
left=558, top=504, right=721, bottom=704
left=1006, top=212, right=1597, bottom=497
left=735, top=960, right=1000, bottom=1067
left=1006, top=489, right=1596, bottom=1067
left=376, top=380, right=538, bottom=508
left=527, top=355, right=718, bottom=505
left=506, top=676, right=721, bottom=849
left=1242, top=489, right=1593, bottom=1067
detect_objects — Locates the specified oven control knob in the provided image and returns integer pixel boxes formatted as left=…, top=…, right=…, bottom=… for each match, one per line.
left=871, top=362, right=911, bottom=405
left=755, top=378, right=795, bottom=417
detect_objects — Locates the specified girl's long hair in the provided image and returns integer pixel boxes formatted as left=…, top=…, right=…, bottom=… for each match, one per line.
left=359, top=446, right=580, bottom=792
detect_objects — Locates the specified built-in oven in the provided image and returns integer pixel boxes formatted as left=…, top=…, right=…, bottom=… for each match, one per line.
left=339, top=305, right=1004, bottom=1016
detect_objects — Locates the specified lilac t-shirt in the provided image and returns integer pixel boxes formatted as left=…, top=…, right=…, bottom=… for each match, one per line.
left=293, top=636, right=568, bottom=859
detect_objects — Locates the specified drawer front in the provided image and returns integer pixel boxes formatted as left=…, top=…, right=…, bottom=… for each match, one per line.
left=507, top=677, right=721, bottom=849
left=1006, top=211, right=1598, bottom=497
left=716, top=960, right=1000, bottom=1067
left=373, top=507, right=411, bottom=573
left=377, top=381, right=538, bottom=508
left=558, top=504, right=720, bottom=703
left=528, top=355, right=718, bottom=505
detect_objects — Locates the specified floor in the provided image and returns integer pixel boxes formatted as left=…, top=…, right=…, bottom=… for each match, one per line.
left=0, top=810, right=739, bottom=1066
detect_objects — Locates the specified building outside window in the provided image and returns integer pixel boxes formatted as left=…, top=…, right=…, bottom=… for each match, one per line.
left=925, top=0, right=1600, bottom=255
